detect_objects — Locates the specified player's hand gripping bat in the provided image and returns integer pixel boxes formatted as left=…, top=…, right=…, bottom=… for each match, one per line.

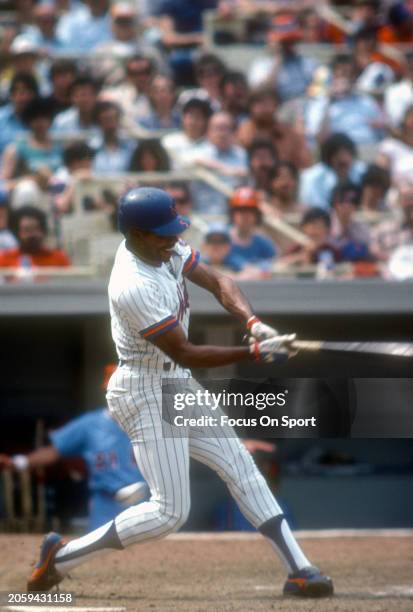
left=246, top=317, right=413, bottom=359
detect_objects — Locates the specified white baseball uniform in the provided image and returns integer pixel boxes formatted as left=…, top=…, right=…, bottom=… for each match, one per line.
left=104, top=239, right=302, bottom=550
left=53, top=238, right=309, bottom=575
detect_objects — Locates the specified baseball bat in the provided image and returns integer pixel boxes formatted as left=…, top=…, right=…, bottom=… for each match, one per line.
left=292, top=340, right=413, bottom=358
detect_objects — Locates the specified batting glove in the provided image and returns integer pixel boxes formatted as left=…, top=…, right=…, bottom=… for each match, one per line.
left=246, top=315, right=280, bottom=341
left=249, top=334, right=297, bottom=364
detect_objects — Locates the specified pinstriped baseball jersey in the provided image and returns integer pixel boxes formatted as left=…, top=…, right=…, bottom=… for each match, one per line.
left=108, top=239, right=200, bottom=377
left=52, top=228, right=310, bottom=583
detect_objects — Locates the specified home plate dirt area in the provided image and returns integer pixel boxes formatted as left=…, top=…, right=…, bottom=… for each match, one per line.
left=1, top=532, right=413, bottom=611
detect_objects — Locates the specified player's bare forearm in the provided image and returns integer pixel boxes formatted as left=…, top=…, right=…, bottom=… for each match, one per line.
left=153, top=324, right=251, bottom=368
left=215, top=274, right=253, bottom=322
left=188, top=262, right=253, bottom=324
left=172, top=343, right=250, bottom=368
left=26, top=446, right=60, bottom=469
left=0, top=446, right=60, bottom=472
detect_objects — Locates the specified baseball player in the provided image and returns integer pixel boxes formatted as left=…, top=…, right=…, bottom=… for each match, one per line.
left=27, top=187, right=333, bottom=598
left=0, top=367, right=148, bottom=531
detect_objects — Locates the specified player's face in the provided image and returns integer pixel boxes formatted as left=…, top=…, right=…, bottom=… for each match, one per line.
left=131, top=230, right=178, bottom=266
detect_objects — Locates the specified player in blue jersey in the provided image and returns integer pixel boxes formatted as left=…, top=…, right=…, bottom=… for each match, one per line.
left=0, top=366, right=148, bottom=531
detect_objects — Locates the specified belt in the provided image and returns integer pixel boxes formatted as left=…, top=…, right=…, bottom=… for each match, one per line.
left=119, top=360, right=176, bottom=372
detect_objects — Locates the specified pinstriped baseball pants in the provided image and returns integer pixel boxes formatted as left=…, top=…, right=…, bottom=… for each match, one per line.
left=107, top=375, right=283, bottom=546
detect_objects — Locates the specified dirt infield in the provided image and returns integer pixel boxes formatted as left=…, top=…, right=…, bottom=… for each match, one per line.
left=1, top=533, right=413, bottom=611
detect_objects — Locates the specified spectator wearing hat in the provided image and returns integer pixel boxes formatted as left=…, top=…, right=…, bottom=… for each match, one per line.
left=330, top=182, right=371, bottom=262
left=162, top=97, right=211, bottom=168
left=93, top=3, right=161, bottom=86
left=52, top=76, right=100, bottom=140
left=20, top=1, right=65, bottom=53
left=0, top=190, right=18, bottom=251
left=248, top=12, right=318, bottom=103
left=0, top=73, right=38, bottom=156
left=200, top=223, right=245, bottom=273
left=6, top=37, right=40, bottom=77
left=228, top=186, right=277, bottom=271
left=237, top=87, right=312, bottom=169
left=299, top=133, right=366, bottom=209
left=139, top=74, right=181, bottom=130
left=0, top=37, right=45, bottom=100
left=92, top=101, right=135, bottom=175
left=105, top=2, right=140, bottom=52
left=57, top=0, right=111, bottom=51
left=0, top=206, right=70, bottom=272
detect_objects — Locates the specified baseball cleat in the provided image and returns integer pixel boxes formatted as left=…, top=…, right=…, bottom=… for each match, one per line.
left=283, top=565, right=334, bottom=598
left=27, top=532, right=65, bottom=592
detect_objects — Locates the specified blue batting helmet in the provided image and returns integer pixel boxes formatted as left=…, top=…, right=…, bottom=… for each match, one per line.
left=118, top=187, right=190, bottom=236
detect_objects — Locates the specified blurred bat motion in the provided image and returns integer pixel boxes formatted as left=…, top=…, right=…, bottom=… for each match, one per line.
left=292, top=340, right=413, bottom=358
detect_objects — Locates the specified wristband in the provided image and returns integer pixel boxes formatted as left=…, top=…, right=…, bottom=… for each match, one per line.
left=246, top=315, right=260, bottom=331
left=12, top=454, right=29, bottom=471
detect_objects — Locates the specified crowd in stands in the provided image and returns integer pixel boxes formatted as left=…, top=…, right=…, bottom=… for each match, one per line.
left=0, top=0, right=412, bottom=280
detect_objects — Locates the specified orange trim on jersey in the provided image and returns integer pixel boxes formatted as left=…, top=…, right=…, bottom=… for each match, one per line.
left=141, top=315, right=178, bottom=339
left=183, top=249, right=200, bottom=275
